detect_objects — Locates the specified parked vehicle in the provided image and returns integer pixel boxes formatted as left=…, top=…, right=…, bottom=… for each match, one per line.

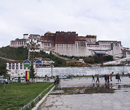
left=0, top=77, right=10, bottom=84
left=13, top=77, right=25, bottom=82
left=56, top=75, right=73, bottom=79
left=66, top=75, right=73, bottom=79
left=57, top=75, right=67, bottom=79
left=14, top=77, right=25, bottom=80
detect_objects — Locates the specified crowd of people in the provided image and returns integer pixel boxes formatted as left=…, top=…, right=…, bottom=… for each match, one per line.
left=92, top=73, right=122, bottom=83
left=53, top=72, right=129, bottom=86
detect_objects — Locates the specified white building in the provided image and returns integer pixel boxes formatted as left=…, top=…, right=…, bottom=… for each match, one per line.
left=10, top=38, right=27, bottom=47
left=6, top=59, right=55, bottom=78
left=6, top=61, right=29, bottom=80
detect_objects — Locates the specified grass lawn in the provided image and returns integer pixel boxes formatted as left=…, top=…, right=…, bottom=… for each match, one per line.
left=0, top=82, right=54, bottom=110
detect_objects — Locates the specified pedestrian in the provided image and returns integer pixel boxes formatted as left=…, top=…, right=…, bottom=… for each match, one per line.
left=110, top=74, right=112, bottom=81
left=92, top=75, right=95, bottom=82
left=96, top=75, right=100, bottom=83
left=54, top=76, right=60, bottom=85
left=117, top=73, right=121, bottom=82
left=54, top=76, right=56, bottom=85
left=104, top=74, right=107, bottom=83
left=107, top=74, right=109, bottom=83
left=110, top=83, right=113, bottom=89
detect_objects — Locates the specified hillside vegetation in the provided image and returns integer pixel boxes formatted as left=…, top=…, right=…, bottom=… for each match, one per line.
left=0, top=46, right=66, bottom=67
left=0, top=59, right=7, bottom=76
left=0, top=46, right=28, bottom=60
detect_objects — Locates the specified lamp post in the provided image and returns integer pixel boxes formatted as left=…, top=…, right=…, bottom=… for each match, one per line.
left=50, top=60, right=55, bottom=78
left=26, top=39, right=41, bottom=82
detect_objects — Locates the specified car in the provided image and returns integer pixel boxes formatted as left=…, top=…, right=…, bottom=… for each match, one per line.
left=14, top=77, right=25, bottom=80
left=0, top=77, right=10, bottom=84
left=57, top=75, right=67, bottom=79
left=66, top=75, right=73, bottom=79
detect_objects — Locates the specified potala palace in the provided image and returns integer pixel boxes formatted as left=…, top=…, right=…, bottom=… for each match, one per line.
left=10, top=31, right=130, bottom=59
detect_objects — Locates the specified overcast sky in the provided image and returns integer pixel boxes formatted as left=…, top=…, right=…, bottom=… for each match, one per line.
left=0, top=0, right=130, bottom=48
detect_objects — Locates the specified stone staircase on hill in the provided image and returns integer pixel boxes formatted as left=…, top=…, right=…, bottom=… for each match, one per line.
left=0, top=56, right=16, bottom=61
left=51, top=51, right=71, bottom=61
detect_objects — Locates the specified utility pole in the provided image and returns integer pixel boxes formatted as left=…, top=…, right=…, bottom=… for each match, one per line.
left=26, top=39, right=41, bottom=82
left=50, top=60, right=55, bottom=78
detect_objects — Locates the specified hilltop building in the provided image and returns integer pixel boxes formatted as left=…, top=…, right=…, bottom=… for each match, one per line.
left=10, top=38, right=27, bottom=48
left=10, top=31, right=130, bottom=59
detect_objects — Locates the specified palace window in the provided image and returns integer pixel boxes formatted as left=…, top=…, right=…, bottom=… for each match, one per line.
left=9, top=63, right=11, bottom=69
left=12, top=63, right=15, bottom=69
left=20, top=63, right=22, bottom=69
left=16, top=63, right=18, bottom=69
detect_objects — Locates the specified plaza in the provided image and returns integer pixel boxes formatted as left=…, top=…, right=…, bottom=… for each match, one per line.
left=38, top=76, right=130, bottom=110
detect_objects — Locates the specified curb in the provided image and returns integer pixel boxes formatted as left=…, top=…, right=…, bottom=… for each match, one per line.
left=32, top=85, right=55, bottom=110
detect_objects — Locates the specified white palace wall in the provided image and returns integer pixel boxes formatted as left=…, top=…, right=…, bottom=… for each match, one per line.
left=55, top=41, right=91, bottom=56
left=55, top=44, right=95, bottom=57
left=112, top=44, right=122, bottom=59
left=54, top=41, right=123, bottom=59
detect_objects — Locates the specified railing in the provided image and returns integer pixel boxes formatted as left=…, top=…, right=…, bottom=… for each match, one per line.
left=19, top=84, right=54, bottom=110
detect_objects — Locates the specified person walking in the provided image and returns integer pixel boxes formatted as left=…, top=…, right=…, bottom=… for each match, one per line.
left=96, top=75, right=100, bottom=83
left=104, top=74, right=107, bottom=83
left=92, top=75, right=95, bottom=82
left=110, top=74, right=112, bottom=81
left=117, top=73, right=121, bottom=82
left=54, top=76, right=60, bottom=86
left=107, top=74, right=109, bottom=83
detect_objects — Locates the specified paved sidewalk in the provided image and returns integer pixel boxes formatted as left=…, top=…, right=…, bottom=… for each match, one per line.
left=38, top=77, right=130, bottom=110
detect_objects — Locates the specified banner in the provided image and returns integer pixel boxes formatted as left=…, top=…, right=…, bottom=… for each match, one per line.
left=25, top=71, right=30, bottom=80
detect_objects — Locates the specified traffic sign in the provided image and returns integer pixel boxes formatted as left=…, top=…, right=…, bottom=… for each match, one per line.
left=23, top=60, right=31, bottom=67
left=35, top=60, right=42, bottom=67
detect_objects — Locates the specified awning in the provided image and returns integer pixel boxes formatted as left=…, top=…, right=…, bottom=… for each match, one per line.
left=94, top=51, right=106, bottom=55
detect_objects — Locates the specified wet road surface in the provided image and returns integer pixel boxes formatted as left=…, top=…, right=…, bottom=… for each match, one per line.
left=38, top=76, right=130, bottom=110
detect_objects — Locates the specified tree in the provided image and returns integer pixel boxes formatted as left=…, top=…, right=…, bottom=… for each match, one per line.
left=29, top=64, right=35, bottom=79
left=93, top=55, right=100, bottom=63
left=0, top=59, right=8, bottom=76
left=103, top=55, right=113, bottom=62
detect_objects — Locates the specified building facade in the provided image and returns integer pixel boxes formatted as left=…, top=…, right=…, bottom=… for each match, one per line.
left=6, top=61, right=29, bottom=80
left=6, top=59, right=55, bottom=78
left=10, top=38, right=27, bottom=47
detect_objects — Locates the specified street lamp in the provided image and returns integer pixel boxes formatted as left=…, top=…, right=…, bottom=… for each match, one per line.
left=26, top=39, right=41, bottom=82
left=50, top=60, right=55, bottom=78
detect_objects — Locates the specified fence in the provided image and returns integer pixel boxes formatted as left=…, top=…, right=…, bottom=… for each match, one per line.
left=19, top=84, right=54, bottom=110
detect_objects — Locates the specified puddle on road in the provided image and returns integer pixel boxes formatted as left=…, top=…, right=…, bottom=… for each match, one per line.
left=50, top=83, right=130, bottom=95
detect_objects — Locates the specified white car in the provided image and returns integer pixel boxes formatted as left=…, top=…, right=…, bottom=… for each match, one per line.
left=57, top=75, right=67, bottom=79
left=0, top=77, right=9, bottom=84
